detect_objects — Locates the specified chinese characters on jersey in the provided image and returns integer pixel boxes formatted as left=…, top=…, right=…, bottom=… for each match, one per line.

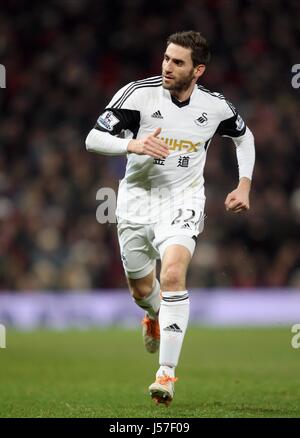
left=153, top=156, right=190, bottom=168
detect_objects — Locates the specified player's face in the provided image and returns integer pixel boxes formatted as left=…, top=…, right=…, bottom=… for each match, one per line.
left=162, top=43, right=203, bottom=93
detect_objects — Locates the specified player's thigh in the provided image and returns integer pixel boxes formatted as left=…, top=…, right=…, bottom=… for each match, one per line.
left=153, top=215, right=198, bottom=290
left=161, top=243, right=192, bottom=272
left=117, top=220, right=157, bottom=295
left=160, top=243, right=192, bottom=290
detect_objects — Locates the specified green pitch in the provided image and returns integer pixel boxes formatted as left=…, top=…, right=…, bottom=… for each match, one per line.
left=0, top=327, right=299, bottom=418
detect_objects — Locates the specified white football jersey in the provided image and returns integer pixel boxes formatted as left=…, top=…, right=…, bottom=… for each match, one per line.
left=95, top=76, right=252, bottom=224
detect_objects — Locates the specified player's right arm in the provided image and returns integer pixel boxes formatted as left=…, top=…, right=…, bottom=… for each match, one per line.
left=127, top=127, right=169, bottom=158
left=86, top=126, right=169, bottom=159
left=85, top=83, right=169, bottom=159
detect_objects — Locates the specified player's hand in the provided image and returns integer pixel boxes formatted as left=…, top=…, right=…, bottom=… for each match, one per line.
left=225, top=178, right=251, bottom=213
left=127, top=128, right=169, bottom=159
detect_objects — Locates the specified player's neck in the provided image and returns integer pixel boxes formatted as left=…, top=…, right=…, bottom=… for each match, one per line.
left=170, top=82, right=195, bottom=102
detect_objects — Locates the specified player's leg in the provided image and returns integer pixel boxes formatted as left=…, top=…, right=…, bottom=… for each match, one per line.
left=127, top=270, right=161, bottom=353
left=117, top=220, right=161, bottom=352
left=149, top=239, right=194, bottom=404
left=159, top=243, right=191, bottom=372
left=127, top=268, right=160, bottom=318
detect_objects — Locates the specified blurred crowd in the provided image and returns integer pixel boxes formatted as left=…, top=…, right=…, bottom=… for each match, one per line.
left=0, top=0, right=300, bottom=290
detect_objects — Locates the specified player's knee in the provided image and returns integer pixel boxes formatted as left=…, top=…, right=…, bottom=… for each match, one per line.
left=160, top=265, right=184, bottom=291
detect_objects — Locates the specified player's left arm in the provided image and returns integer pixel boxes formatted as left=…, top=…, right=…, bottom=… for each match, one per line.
left=216, top=101, right=255, bottom=213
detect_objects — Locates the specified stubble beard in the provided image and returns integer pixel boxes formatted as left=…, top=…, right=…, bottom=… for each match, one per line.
left=162, top=69, right=195, bottom=94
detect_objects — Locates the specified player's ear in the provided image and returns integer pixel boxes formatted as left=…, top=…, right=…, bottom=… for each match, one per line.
left=195, top=64, right=206, bottom=80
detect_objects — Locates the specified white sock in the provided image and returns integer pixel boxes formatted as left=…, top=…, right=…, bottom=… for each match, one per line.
left=158, top=290, right=190, bottom=369
left=133, top=279, right=161, bottom=319
left=156, top=365, right=175, bottom=378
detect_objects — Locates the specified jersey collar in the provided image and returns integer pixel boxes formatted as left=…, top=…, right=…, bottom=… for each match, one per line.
left=168, top=84, right=197, bottom=108
left=170, top=94, right=190, bottom=108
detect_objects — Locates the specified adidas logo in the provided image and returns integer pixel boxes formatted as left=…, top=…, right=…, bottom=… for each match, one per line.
left=181, top=223, right=191, bottom=229
left=151, top=110, right=163, bottom=119
left=163, top=323, right=182, bottom=333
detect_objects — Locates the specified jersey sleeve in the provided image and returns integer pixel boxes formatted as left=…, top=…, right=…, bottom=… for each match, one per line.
left=94, top=82, right=141, bottom=137
left=214, top=98, right=255, bottom=180
left=215, top=99, right=246, bottom=138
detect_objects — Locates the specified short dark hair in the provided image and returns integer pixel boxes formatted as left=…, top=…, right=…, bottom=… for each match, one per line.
left=167, top=30, right=211, bottom=66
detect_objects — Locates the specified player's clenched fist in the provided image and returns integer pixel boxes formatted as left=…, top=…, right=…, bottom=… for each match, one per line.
left=225, top=178, right=251, bottom=213
left=127, top=127, right=169, bottom=159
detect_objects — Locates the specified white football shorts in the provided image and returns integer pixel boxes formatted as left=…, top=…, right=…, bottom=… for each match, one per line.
left=117, top=204, right=205, bottom=279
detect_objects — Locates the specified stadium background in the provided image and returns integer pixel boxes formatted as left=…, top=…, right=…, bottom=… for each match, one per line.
left=0, top=0, right=300, bottom=418
left=1, top=0, right=300, bottom=291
